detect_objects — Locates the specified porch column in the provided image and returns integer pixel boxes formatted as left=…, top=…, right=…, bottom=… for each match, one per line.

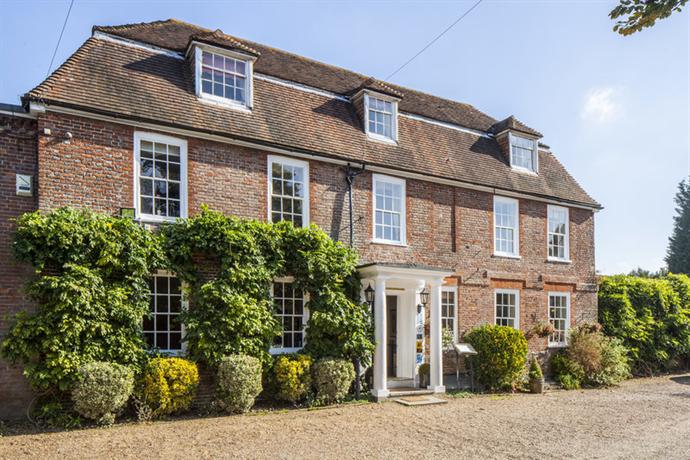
left=429, top=279, right=445, bottom=393
left=372, top=277, right=389, bottom=399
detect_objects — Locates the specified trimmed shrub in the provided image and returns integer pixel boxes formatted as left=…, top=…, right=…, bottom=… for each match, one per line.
left=551, top=325, right=630, bottom=389
left=312, top=358, right=355, bottom=405
left=72, top=361, right=134, bottom=425
left=465, top=324, right=528, bottom=391
left=272, top=354, right=313, bottom=404
left=216, top=354, right=263, bottom=413
left=528, top=358, right=543, bottom=381
left=139, top=357, right=199, bottom=417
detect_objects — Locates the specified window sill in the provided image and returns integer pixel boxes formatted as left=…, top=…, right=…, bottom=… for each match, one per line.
left=510, top=166, right=538, bottom=176
left=370, top=239, right=408, bottom=247
left=136, top=215, right=185, bottom=224
left=493, top=253, right=521, bottom=260
left=548, top=343, right=568, bottom=349
left=269, top=347, right=304, bottom=355
left=547, top=257, right=572, bottom=264
left=366, top=133, right=398, bottom=146
left=197, top=95, right=252, bottom=113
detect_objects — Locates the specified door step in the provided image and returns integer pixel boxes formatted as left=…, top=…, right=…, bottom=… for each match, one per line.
left=387, top=378, right=415, bottom=389
left=389, top=388, right=434, bottom=397
left=394, top=395, right=447, bottom=406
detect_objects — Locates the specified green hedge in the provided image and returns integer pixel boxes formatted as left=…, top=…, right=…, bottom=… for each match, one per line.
left=216, top=355, right=263, bottom=413
left=599, top=274, right=690, bottom=374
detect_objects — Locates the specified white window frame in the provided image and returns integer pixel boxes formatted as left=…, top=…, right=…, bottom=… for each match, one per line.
left=493, top=196, right=520, bottom=258
left=441, top=286, right=458, bottom=343
left=547, top=205, right=571, bottom=262
left=133, top=132, right=188, bottom=223
left=267, top=155, right=310, bottom=228
left=144, top=270, right=187, bottom=355
left=508, top=132, right=538, bottom=173
left=193, top=43, right=255, bottom=111
left=364, top=92, right=398, bottom=144
left=372, top=173, right=406, bottom=245
left=270, top=277, right=310, bottom=354
left=548, top=292, right=571, bottom=347
left=494, top=288, right=520, bottom=330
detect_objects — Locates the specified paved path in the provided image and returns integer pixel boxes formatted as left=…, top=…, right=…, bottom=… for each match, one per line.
left=2, top=374, right=689, bottom=459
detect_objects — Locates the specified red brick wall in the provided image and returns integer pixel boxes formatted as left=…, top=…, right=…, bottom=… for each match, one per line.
left=1, top=111, right=598, bottom=417
left=0, top=115, right=39, bottom=420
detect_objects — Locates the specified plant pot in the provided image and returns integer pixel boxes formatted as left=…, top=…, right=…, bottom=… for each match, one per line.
left=530, top=378, right=544, bottom=394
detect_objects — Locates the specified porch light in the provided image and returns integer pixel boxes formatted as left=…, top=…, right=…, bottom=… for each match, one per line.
left=364, top=283, right=375, bottom=306
left=419, top=287, right=430, bottom=307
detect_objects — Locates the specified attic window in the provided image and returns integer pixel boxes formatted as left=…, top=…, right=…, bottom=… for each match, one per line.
left=509, top=134, right=538, bottom=173
left=195, top=47, right=253, bottom=109
left=365, top=94, right=397, bottom=142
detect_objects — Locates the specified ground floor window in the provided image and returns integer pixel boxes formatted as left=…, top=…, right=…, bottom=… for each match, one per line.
left=495, top=289, right=519, bottom=329
left=271, top=280, right=308, bottom=352
left=548, top=292, right=570, bottom=346
left=144, top=273, right=184, bottom=352
left=441, top=288, right=457, bottom=342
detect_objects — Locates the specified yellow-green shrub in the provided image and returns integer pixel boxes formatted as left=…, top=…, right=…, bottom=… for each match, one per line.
left=312, top=358, right=355, bottom=405
left=139, top=357, right=199, bottom=417
left=272, top=354, right=312, bottom=404
left=465, top=324, right=528, bottom=391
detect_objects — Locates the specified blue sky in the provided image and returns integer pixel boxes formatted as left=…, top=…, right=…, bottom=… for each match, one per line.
left=1, top=0, right=689, bottom=274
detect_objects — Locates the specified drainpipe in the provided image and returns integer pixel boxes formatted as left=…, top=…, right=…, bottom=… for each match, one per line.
left=346, top=164, right=365, bottom=399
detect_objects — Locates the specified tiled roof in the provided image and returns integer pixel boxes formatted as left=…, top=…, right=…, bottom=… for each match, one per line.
left=490, top=115, right=543, bottom=138
left=25, top=19, right=599, bottom=208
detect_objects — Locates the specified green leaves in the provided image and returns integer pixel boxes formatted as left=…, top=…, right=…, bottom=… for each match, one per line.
left=610, top=0, right=687, bottom=36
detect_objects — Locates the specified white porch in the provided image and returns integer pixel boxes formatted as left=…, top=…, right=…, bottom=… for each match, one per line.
left=359, top=263, right=454, bottom=400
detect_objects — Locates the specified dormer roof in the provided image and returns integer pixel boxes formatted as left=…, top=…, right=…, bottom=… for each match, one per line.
left=188, top=29, right=260, bottom=58
left=490, top=115, right=542, bottom=138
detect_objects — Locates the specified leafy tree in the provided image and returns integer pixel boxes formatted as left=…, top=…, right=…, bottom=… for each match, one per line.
left=610, top=0, right=687, bottom=36
left=628, top=267, right=668, bottom=278
left=666, top=178, right=690, bottom=275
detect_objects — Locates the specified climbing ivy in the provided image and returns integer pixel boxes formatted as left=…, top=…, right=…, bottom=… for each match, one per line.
left=1, top=208, right=162, bottom=392
left=161, top=206, right=374, bottom=366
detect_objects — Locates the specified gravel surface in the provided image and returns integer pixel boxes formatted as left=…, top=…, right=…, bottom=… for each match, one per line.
left=2, top=374, right=689, bottom=459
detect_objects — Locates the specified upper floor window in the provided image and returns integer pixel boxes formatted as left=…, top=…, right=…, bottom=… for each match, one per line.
left=271, top=280, right=308, bottom=353
left=134, top=132, right=188, bottom=222
left=509, top=134, right=538, bottom=173
left=268, top=156, right=309, bottom=227
left=441, top=287, right=457, bottom=342
left=372, top=174, right=406, bottom=245
left=548, top=205, right=570, bottom=261
left=494, top=196, right=519, bottom=257
left=548, top=292, right=570, bottom=347
left=365, top=94, right=397, bottom=142
left=195, top=47, right=253, bottom=109
left=144, top=273, right=185, bottom=353
left=495, top=289, right=519, bottom=329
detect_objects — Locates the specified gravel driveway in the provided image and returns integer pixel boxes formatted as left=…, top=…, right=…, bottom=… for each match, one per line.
left=2, top=374, right=689, bottom=459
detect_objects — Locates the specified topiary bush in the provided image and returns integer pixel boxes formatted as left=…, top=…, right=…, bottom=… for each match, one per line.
left=71, top=361, right=134, bottom=425
left=465, top=324, right=528, bottom=391
left=139, top=357, right=199, bottom=418
left=216, top=354, right=263, bottom=413
left=271, top=354, right=313, bottom=404
left=312, top=358, right=355, bottom=405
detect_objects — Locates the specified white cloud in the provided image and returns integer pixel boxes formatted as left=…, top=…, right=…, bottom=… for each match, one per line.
left=581, top=87, right=620, bottom=123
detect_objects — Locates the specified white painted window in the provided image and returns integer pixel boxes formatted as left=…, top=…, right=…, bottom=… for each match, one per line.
left=365, top=94, right=397, bottom=142
left=548, top=292, right=570, bottom=347
left=495, top=289, right=520, bottom=329
left=268, top=156, right=309, bottom=227
left=134, top=132, right=188, bottom=222
left=194, top=46, right=253, bottom=109
left=441, top=287, right=457, bottom=342
left=271, top=280, right=308, bottom=353
left=548, top=205, right=570, bottom=261
left=509, top=133, right=538, bottom=173
left=372, top=174, right=406, bottom=244
left=494, top=196, right=519, bottom=257
left=144, top=273, right=185, bottom=353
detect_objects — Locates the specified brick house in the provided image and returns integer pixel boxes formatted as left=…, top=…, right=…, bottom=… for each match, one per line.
left=0, top=19, right=600, bottom=417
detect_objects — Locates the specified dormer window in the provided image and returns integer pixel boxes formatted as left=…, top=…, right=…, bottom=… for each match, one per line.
left=509, top=133, right=538, bottom=173
left=194, top=46, right=254, bottom=110
left=365, top=94, right=398, bottom=143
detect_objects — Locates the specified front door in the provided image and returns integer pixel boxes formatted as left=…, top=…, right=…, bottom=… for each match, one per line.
left=386, top=295, right=398, bottom=378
